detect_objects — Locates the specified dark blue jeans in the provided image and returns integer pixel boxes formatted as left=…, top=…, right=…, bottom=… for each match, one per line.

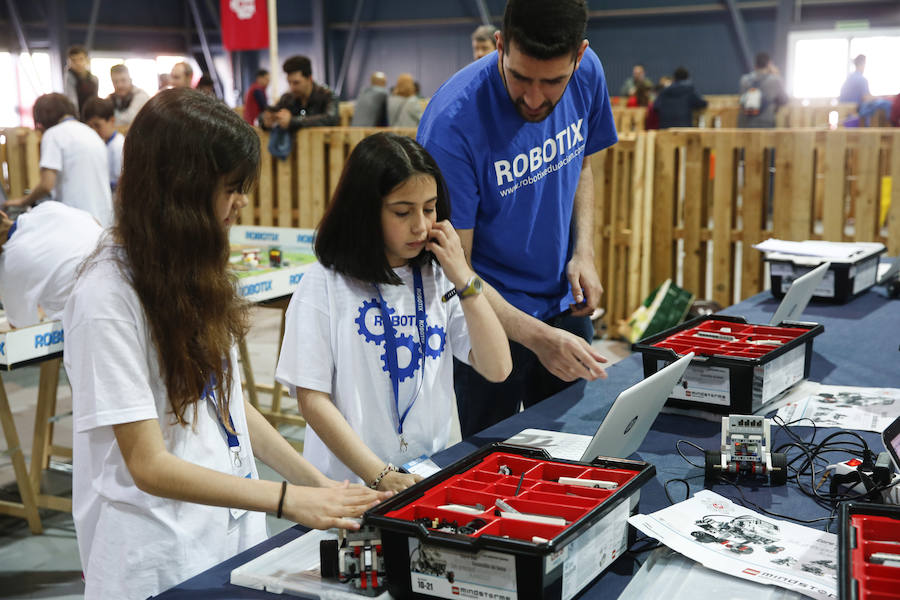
left=454, top=313, right=594, bottom=439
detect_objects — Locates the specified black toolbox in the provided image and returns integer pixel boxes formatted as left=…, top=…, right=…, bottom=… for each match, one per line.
left=364, top=443, right=655, bottom=600
left=632, top=315, right=824, bottom=414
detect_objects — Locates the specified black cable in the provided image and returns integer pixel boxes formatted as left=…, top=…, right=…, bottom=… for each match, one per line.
left=675, top=439, right=706, bottom=468
left=664, top=478, right=692, bottom=505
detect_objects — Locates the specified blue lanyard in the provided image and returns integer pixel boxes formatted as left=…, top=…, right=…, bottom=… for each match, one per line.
left=106, top=131, right=118, bottom=146
left=202, top=376, right=242, bottom=467
left=7, top=222, right=16, bottom=241
left=374, top=265, right=427, bottom=436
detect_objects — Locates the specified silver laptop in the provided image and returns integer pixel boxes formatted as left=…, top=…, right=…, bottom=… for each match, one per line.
left=769, top=261, right=831, bottom=326
left=579, top=352, right=694, bottom=461
left=878, top=259, right=900, bottom=285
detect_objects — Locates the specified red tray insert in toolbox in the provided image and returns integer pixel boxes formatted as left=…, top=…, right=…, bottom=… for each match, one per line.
left=383, top=452, right=641, bottom=542
left=652, top=319, right=809, bottom=358
left=849, top=514, right=900, bottom=599
left=417, top=487, right=497, bottom=515
left=477, top=518, right=566, bottom=542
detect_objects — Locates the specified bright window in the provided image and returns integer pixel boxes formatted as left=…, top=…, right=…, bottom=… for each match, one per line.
left=0, top=52, right=52, bottom=127
left=788, top=28, right=900, bottom=99
left=849, top=36, right=900, bottom=96
left=791, top=38, right=848, bottom=99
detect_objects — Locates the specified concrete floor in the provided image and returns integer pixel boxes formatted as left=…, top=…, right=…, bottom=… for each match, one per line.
left=0, top=306, right=630, bottom=599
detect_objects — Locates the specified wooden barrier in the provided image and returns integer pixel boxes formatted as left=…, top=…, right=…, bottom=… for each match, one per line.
left=242, top=127, right=417, bottom=229
left=647, top=129, right=900, bottom=309
left=0, top=128, right=40, bottom=198
left=591, top=133, right=654, bottom=327
left=776, top=101, right=857, bottom=128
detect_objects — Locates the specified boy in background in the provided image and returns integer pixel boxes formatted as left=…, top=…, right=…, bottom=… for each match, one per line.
left=82, top=97, right=125, bottom=192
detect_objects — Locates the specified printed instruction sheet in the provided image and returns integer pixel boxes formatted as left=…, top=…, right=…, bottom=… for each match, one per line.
left=629, top=490, right=838, bottom=600
left=774, top=383, right=900, bottom=433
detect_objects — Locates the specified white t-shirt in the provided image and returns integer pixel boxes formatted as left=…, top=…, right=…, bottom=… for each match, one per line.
left=106, top=131, right=124, bottom=190
left=39, top=118, right=114, bottom=227
left=0, top=201, right=102, bottom=326
left=275, top=261, right=471, bottom=483
left=64, top=243, right=267, bottom=600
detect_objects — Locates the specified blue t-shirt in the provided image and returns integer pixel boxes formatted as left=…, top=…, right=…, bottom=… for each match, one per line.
left=839, top=71, right=869, bottom=104
left=417, top=47, right=617, bottom=320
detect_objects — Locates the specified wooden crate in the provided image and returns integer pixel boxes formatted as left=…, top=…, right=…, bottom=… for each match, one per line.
left=648, top=129, right=900, bottom=307
left=245, top=127, right=417, bottom=228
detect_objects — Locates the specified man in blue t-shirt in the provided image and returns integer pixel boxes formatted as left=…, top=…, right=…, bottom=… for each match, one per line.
left=418, top=0, right=618, bottom=438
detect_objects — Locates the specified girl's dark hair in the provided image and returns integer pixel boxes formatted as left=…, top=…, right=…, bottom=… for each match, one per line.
left=32, top=93, right=76, bottom=130
left=114, top=87, right=259, bottom=431
left=502, top=0, right=587, bottom=60
left=315, top=132, right=450, bottom=286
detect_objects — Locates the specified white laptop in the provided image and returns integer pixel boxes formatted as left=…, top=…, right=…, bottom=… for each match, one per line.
left=506, top=352, right=694, bottom=461
left=769, top=261, right=831, bottom=326
left=878, top=259, right=900, bottom=285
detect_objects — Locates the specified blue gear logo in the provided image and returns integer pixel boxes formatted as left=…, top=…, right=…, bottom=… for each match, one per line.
left=355, top=298, right=394, bottom=345
left=380, top=333, right=424, bottom=382
left=424, top=325, right=446, bottom=359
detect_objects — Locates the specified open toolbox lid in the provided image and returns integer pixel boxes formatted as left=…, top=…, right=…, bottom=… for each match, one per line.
left=760, top=241, right=886, bottom=266
left=363, top=443, right=655, bottom=556
left=632, top=315, right=824, bottom=364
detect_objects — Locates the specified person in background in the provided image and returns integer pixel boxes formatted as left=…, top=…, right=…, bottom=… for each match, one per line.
left=261, top=55, right=339, bottom=132
left=351, top=71, right=389, bottom=127
left=0, top=202, right=103, bottom=328
left=653, top=66, right=707, bottom=128
left=108, top=64, right=150, bottom=127
left=170, top=61, right=194, bottom=88
left=471, top=24, right=498, bottom=61
left=737, top=52, right=788, bottom=128
left=243, top=69, right=270, bottom=126
left=626, top=79, right=652, bottom=107
left=620, top=63, right=652, bottom=98
left=64, top=45, right=99, bottom=116
left=644, top=77, right=673, bottom=130
left=195, top=74, right=216, bottom=97
left=82, top=97, right=124, bottom=192
left=6, top=94, right=112, bottom=227
left=839, top=55, right=892, bottom=126
left=387, top=73, right=423, bottom=128
left=64, top=88, right=390, bottom=599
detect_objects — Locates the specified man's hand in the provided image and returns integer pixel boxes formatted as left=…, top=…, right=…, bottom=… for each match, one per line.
left=532, top=326, right=608, bottom=382
left=566, top=253, right=603, bottom=316
left=275, top=109, right=293, bottom=129
left=261, top=110, right=275, bottom=128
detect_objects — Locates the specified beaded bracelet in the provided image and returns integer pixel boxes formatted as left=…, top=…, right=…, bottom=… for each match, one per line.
left=369, top=463, right=397, bottom=490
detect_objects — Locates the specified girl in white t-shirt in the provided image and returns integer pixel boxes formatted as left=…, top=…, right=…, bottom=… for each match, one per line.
left=64, top=88, right=390, bottom=600
left=276, top=132, right=512, bottom=492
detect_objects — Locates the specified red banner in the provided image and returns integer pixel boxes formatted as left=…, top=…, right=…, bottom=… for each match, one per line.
left=221, top=0, right=269, bottom=51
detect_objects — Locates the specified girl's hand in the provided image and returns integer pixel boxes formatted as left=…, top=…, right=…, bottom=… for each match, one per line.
left=425, top=220, right=474, bottom=289
left=377, top=470, right=423, bottom=493
left=282, top=481, right=392, bottom=530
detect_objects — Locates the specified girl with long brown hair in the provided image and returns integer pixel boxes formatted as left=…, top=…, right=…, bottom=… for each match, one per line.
left=64, top=88, right=389, bottom=600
